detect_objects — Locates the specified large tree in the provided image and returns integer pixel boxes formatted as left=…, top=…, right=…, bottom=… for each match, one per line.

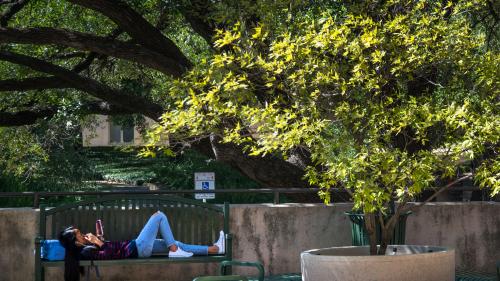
left=146, top=0, right=499, bottom=254
left=0, top=0, right=498, bottom=196
left=0, top=0, right=330, bottom=187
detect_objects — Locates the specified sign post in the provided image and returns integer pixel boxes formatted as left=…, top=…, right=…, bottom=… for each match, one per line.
left=194, top=172, right=215, bottom=202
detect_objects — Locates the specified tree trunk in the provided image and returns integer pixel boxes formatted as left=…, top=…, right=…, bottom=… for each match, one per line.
left=185, top=135, right=324, bottom=202
left=378, top=214, right=399, bottom=255
left=378, top=229, right=390, bottom=255
left=365, top=212, right=378, bottom=255
left=209, top=134, right=310, bottom=188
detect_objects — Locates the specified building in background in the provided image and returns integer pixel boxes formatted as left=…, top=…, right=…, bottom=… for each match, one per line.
left=82, top=115, right=157, bottom=147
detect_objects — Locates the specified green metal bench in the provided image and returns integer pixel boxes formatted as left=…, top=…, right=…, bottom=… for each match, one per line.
left=194, top=276, right=249, bottom=281
left=264, top=273, right=302, bottom=281
left=194, top=260, right=264, bottom=281
left=34, top=195, right=232, bottom=281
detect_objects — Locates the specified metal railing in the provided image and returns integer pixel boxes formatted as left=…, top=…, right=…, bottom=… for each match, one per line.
left=0, top=188, right=346, bottom=208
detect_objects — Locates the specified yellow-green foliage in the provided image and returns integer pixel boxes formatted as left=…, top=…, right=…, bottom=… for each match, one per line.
left=150, top=0, right=499, bottom=213
left=0, top=127, right=49, bottom=176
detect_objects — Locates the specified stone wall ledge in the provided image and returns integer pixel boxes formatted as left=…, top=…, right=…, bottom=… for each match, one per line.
left=0, top=202, right=498, bottom=281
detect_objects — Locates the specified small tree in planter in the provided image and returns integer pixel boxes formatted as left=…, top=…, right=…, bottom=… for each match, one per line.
left=148, top=0, right=499, bottom=255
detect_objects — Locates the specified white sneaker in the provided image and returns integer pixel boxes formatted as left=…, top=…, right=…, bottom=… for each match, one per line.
left=169, top=247, right=193, bottom=258
left=214, top=230, right=225, bottom=254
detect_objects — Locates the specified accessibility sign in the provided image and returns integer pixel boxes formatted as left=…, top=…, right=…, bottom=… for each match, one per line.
left=195, top=172, right=215, bottom=200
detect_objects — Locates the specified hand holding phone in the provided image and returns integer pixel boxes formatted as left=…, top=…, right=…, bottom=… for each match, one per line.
left=85, top=233, right=104, bottom=247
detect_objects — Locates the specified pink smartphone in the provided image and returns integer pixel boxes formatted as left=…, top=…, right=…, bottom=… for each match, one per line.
left=96, top=219, right=104, bottom=239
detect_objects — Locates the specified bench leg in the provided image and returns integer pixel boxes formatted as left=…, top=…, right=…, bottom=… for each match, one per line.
left=35, top=238, right=43, bottom=281
left=34, top=258, right=43, bottom=281
left=35, top=267, right=44, bottom=281
left=85, top=265, right=102, bottom=280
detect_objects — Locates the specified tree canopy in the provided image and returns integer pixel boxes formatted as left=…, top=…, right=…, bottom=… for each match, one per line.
left=143, top=0, right=499, bottom=254
left=0, top=0, right=499, bottom=204
left=0, top=0, right=333, bottom=187
left=153, top=0, right=499, bottom=195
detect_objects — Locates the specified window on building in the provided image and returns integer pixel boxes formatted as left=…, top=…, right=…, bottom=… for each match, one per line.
left=109, top=122, right=134, bottom=144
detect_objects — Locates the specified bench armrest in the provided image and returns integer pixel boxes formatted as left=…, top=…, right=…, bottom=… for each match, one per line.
left=220, top=260, right=264, bottom=281
left=35, top=237, right=43, bottom=244
left=225, top=233, right=233, bottom=259
left=225, top=233, right=233, bottom=245
left=35, top=237, right=43, bottom=256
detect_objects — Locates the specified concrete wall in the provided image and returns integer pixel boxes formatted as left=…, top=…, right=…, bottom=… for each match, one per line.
left=231, top=203, right=352, bottom=276
left=0, top=203, right=498, bottom=281
left=0, top=208, right=38, bottom=281
left=406, top=202, right=500, bottom=273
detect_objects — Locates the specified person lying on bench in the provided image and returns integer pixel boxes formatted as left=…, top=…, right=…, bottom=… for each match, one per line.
left=58, top=211, right=225, bottom=281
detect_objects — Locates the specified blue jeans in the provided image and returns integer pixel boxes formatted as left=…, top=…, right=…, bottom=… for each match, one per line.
left=135, top=211, right=209, bottom=257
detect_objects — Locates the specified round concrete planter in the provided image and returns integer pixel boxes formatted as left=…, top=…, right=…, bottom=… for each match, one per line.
left=301, top=245, right=455, bottom=281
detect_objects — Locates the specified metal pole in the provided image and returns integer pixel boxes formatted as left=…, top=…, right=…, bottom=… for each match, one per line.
left=274, top=191, right=280, bottom=204
left=33, top=192, right=40, bottom=209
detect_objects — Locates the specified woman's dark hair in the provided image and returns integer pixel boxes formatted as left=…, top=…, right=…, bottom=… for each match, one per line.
left=58, top=226, right=84, bottom=281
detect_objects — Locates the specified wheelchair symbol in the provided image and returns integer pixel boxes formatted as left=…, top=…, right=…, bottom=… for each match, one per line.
left=202, top=182, right=210, bottom=190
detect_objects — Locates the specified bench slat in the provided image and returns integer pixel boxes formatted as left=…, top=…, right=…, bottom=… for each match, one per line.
left=41, top=255, right=228, bottom=267
left=50, top=213, right=57, bottom=239
left=181, top=205, right=189, bottom=242
left=194, top=207, right=202, bottom=244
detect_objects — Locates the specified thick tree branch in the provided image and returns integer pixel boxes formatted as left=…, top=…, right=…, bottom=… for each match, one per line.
left=79, top=100, right=135, bottom=115
left=0, top=50, right=164, bottom=119
left=71, top=52, right=99, bottom=73
left=0, top=108, right=56, bottom=126
left=402, top=174, right=473, bottom=213
left=180, top=0, right=216, bottom=43
left=0, top=77, right=71, bottom=91
left=0, top=0, right=29, bottom=27
left=67, top=0, right=192, bottom=71
left=71, top=28, right=123, bottom=73
left=487, top=0, right=499, bottom=22
left=0, top=27, right=184, bottom=76
left=208, top=134, right=310, bottom=188
left=0, top=54, right=111, bottom=94
left=0, top=52, right=101, bottom=92
left=51, top=51, right=87, bottom=60
left=0, top=101, right=134, bottom=126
